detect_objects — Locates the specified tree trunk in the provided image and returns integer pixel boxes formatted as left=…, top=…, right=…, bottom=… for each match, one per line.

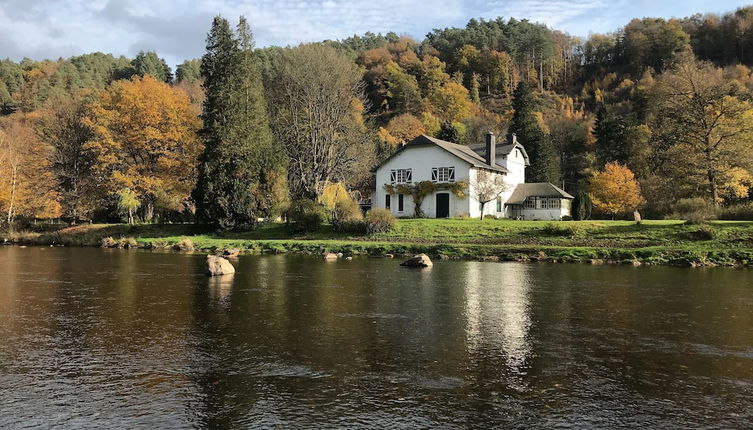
left=7, top=165, right=18, bottom=225
left=480, top=202, right=485, bottom=220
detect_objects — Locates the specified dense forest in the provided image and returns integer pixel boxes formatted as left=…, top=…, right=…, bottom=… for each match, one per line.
left=2, top=6, right=753, bottom=226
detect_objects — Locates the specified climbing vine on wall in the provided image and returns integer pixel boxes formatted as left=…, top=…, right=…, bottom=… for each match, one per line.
left=384, top=181, right=468, bottom=217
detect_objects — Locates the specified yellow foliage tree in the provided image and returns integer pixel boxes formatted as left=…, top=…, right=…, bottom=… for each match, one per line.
left=427, top=82, right=473, bottom=123
left=0, top=114, right=61, bottom=223
left=86, top=75, right=202, bottom=220
left=589, top=162, right=646, bottom=217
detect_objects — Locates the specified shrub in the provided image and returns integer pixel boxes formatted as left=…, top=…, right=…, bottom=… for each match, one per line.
left=173, top=238, right=194, bottom=251
left=687, top=225, right=716, bottom=241
left=287, top=199, right=326, bottom=233
left=542, top=222, right=579, bottom=237
left=365, top=208, right=396, bottom=234
left=333, top=197, right=363, bottom=222
left=334, top=219, right=368, bottom=234
left=669, top=198, right=718, bottom=224
left=101, top=237, right=118, bottom=248
left=719, top=202, right=753, bottom=220
left=331, top=194, right=364, bottom=233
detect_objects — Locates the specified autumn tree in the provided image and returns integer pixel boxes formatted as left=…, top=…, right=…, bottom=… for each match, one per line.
left=427, top=81, right=473, bottom=123
left=194, top=16, right=287, bottom=228
left=652, top=56, right=753, bottom=205
left=86, top=75, right=201, bottom=221
left=589, top=162, right=645, bottom=217
left=378, top=113, right=426, bottom=148
left=0, top=114, right=60, bottom=224
left=385, top=62, right=421, bottom=114
left=268, top=43, right=373, bottom=199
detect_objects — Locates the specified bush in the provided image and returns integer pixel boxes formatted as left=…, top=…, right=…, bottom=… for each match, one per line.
left=542, top=222, right=579, bottom=237
left=334, top=219, right=368, bottom=234
left=288, top=199, right=326, bottom=233
left=101, top=237, right=118, bottom=248
left=332, top=195, right=364, bottom=233
left=687, top=225, right=716, bottom=241
left=365, top=208, right=396, bottom=234
left=719, top=202, right=753, bottom=220
left=669, top=198, right=718, bottom=224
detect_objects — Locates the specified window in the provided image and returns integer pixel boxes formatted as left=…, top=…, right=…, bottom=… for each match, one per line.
left=524, top=197, right=536, bottom=209
left=431, top=166, right=455, bottom=183
left=390, top=169, right=412, bottom=184
left=398, top=194, right=404, bottom=211
left=549, top=199, right=560, bottom=209
left=385, top=194, right=390, bottom=209
left=496, top=196, right=502, bottom=212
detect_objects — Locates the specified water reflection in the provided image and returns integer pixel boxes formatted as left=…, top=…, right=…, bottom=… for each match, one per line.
left=464, top=262, right=532, bottom=376
left=1, top=248, right=752, bottom=429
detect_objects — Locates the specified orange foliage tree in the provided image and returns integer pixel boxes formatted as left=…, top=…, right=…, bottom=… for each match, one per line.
left=86, top=75, right=201, bottom=221
left=378, top=113, right=427, bottom=148
left=0, top=114, right=61, bottom=223
left=589, top=162, right=645, bottom=217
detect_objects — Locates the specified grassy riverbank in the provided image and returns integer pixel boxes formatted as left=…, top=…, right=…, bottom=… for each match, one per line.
left=5, top=219, right=753, bottom=267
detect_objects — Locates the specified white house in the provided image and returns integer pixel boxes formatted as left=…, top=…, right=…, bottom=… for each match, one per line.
left=373, top=132, right=573, bottom=220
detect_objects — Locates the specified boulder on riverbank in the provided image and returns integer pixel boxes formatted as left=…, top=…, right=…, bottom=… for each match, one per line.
left=206, top=255, right=235, bottom=276
left=223, top=248, right=240, bottom=258
left=400, top=253, right=433, bottom=268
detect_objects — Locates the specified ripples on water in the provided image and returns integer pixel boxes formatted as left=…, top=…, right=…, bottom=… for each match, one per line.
left=1, top=247, right=752, bottom=429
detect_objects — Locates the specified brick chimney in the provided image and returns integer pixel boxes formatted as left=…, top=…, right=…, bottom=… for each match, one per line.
left=485, top=131, right=496, bottom=166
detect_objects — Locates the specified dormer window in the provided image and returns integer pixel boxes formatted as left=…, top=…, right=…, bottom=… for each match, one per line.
left=390, top=168, right=412, bottom=184
left=431, top=167, right=455, bottom=183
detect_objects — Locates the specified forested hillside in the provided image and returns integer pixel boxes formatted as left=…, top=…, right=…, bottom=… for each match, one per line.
left=2, top=6, right=753, bottom=225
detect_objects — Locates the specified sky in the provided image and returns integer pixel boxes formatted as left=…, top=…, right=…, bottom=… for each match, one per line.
left=1, top=0, right=751, bottom=67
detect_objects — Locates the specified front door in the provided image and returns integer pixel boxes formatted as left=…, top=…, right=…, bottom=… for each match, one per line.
left=436, top=193, right=450, bottom=218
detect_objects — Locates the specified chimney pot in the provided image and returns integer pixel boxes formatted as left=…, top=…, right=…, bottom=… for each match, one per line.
left=485, top=131, right=496, bottom=166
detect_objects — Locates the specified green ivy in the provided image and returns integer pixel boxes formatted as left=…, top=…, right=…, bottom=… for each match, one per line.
left=383, top=181, right=468, bottom=217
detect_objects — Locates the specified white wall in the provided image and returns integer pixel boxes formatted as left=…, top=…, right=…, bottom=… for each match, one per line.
left=517, top=199, right=572, bottom=220
left=498, top=146, right=526, bottom=185
left=374, top=145, right=471, bottom=217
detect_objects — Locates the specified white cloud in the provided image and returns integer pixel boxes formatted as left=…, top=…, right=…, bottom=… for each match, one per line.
left=0, top=0, right=748, bottom=67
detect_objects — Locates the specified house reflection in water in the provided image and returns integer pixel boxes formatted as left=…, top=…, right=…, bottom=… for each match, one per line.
left=463, top=262, right=533, bottom=373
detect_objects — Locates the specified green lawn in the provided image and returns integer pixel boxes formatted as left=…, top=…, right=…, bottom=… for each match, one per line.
left=6, top=218, right=753, bottom=267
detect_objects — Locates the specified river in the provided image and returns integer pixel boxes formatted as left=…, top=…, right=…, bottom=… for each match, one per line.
left=1, top=247, right=752, bottom=429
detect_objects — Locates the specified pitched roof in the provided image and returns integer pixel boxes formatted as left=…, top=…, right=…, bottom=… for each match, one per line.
left=376, top=135, right=509, bottom=173
left=506, top=183, right=574, bottom=204
left=469, top=139, right=530, bottom=166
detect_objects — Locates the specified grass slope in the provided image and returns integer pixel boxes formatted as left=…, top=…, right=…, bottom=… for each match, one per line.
left=5, top=219, right=753, bottom=267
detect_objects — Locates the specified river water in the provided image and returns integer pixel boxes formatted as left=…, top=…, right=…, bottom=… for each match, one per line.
left=0, top=247, right=752, bottom=429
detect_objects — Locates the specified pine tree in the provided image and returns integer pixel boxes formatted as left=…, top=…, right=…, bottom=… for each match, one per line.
left=193, top=16, right=286, bottom=228
left=508, top=81, right=560, bottom=184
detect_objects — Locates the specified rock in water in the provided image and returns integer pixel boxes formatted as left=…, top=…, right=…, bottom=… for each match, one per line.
left=223, top=248, right=240, bottom=258
left=323, top=252, right=338, bottom=261
left=400, top=253, right=433, bottom=268
left=206, top=255, right=236, bottom=276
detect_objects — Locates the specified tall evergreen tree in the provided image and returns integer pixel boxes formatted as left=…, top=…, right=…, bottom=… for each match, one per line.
left=131, top=51, right=173, bottom=83
left=193, top=16, right=286, bottom=228
left=508, top=81, right=560, bottom=184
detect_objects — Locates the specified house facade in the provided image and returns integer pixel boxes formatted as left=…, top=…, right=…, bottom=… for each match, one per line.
left=373, top=133, right=573, bottom=220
